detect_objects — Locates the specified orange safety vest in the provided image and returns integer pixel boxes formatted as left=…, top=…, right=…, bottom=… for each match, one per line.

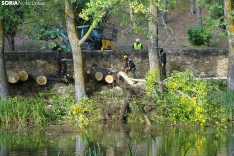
left=133, top=43, right=142, bottom=50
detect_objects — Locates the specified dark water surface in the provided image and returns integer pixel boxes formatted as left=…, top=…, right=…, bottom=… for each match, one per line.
left=0, top=123, right=234, bottom=156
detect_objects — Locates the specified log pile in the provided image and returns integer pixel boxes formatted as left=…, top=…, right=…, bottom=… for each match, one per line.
left=6, top=66, right=145, bottom=87
left=7, top=70, right=29, bottom=83
left=85, top=67, right=116, bottom=84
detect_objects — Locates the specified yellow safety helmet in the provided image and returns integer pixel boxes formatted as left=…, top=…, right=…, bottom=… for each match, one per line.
left=123, top=54, right=128, bottom=60
left=57, top=47, right=62, bottom=51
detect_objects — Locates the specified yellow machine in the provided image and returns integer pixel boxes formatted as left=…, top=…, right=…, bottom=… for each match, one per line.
left=101, top=39, right=115, bottom=50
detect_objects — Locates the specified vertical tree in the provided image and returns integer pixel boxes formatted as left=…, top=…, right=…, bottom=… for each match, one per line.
left=65, top=0, right=86, bottom=100
left=0, top=19, right=10, bottom=98
left=196, top=0, right=202, bottom=28
left=190, top=0, right=195, bottom=15
left=162, top=0, right=168, bottom=25
left=225, top=0, right=234, bottom=89
left=65, top=0, right=119, bottom=101
left=148, top=0, right=161, bottom=83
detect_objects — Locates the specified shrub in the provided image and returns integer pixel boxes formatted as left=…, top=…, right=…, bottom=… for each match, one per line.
left=186, top=26, right=212, bottom=45
left=144, top=69, right=228, bottom=127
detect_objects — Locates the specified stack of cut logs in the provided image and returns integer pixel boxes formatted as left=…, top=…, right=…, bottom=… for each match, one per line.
left=84, top=67, right=117, bottom=84
left=7, top=67, right=119, bottom=86
left=7, top=70, right=48, bottom=85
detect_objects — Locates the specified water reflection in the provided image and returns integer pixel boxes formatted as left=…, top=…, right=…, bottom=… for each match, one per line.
left=0, top=123, right=233, bottom=156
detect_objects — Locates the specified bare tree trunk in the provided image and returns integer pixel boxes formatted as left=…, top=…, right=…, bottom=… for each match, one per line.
left=5, top=34, right=15, bottom=51
left=190, top=0, right=195, bottom=15
left=65, top=0, right=86, bottom=101
left=148, top=1, right=162, bottom=91
left=196, top=0, right=202, bottom=28
left=162, top=0, right=168, bottom=25
left=224, top=0, right=234, bottom=89
left=0, top=20, right=10, bottom=98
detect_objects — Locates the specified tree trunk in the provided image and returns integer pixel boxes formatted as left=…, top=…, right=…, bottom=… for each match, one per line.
left=225, top=0, right=234, bottom=89
left=65, top=0, right=86, bottom=101
left=18, top=70, right=28, bottom=81
left=148, top=1, right=163, bottom=91
left=0, top=19, right=10, bottom=97
left=190, top=0, right=195, bottom=15
left=196, top=0, right=202, bottom=28
left=29, top=72, right=47, bottom=85
left=5, top=34, right=15, bottom=51
left=162, top=0, right=168, bottom=25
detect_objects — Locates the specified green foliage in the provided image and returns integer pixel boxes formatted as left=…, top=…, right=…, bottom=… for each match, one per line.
left=208, top=3, right=224, bottom=27
left=79, top=0, right=119, bottom=27
left=38, top=85, right=75, bottom=124
left=144, top=69, right=228, bottom=128
left=207, top=88, right=234, bottom=125
left=70, top=97, right=93, bottom=128
left=0, top=85, right=76, bottom=126
left=186, top=26, right=212, bottom=46
left=0, top=97, right=46, bottom=125
left=145, top=69, right=158, bottom=93
left=70, top=88, right=124, bottom=127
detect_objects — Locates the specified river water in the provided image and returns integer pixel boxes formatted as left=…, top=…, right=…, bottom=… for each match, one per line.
left=0, top=123, right=233, bottom=156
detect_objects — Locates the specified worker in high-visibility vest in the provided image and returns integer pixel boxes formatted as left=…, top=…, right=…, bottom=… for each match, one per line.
left=132, top=38, right=143, bottom=50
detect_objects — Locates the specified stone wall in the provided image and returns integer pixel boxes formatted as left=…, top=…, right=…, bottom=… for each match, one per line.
left=4, top=48, right=229, bottom=78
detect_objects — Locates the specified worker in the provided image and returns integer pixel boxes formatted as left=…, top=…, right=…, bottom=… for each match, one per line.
left=159, top=48, right=166, bottom=78
left=132, top=38, right=143, bottom=50
left=124, top=54, right=136, bottom=78
left=56, top=47, right=67, bottom=77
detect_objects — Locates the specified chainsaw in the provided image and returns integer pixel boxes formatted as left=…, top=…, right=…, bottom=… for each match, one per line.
left=61, top=58, right=73, bottom=62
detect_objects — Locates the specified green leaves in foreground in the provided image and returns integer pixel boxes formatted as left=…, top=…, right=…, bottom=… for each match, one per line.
left=145, top=69, right=230, bottom=128
left=0, top=97, right=46, bottom=125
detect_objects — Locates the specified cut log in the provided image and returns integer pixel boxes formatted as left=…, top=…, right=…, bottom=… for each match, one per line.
left=91, top=67, right=115, bottom=83
left=7, top=72, right=19, bottom=83
left=29, top=72, right=47, bottom=85
left=105, top=74, right=114, bottom=83
left=90, top=68, right=104, bottom=81
left=47, top=77, right=68, bottom=82
left=18, top=70, right=28, bottom=81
